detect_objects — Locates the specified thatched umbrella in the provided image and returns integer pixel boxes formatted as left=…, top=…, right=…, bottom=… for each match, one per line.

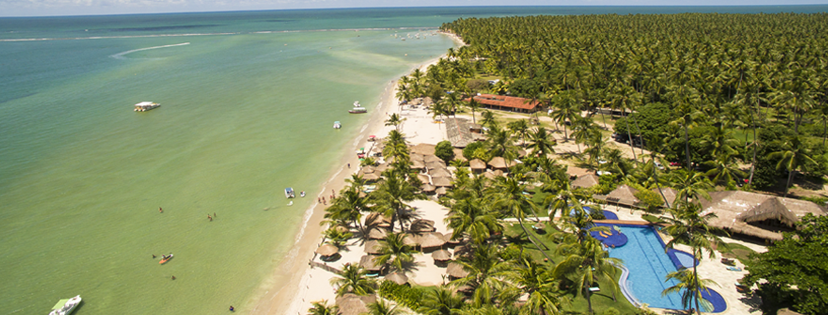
left=402, top=234, right=419, bottom=247
left=315, top=243, right=339, bottom=257
left=361, top=165, right=376, bottom=174
left=368, top=228, right=387, bottom=240
left=429, top=168, right=452, bottom=178
left=364, top=240, right=382, bottom=255
left=374, top=162, right=389, bottom=173
left=418, top=232, right=447, bottom=249
left=334, top=225, right=350, bottom=234
left=384, top=272, right=409, bottom=285
left=469, top=159, right=487, bottom=172
left=533, top=222, right=546, bottom=230
left=359, top=255, right=383, bottom=272
left=443, top=232, right=461, bottom=245
left=446, top=261, right=470, bottom=278
left=421, top=183, right=437, bottom=193
left=365, top=213, right=391, bottom=227
left=432, top=176, right=453, bottom=187
left=435, top=187, right=448, bottom=196
left=412, top=159, right=426, bottom=170
left=409, top=219, right=435, bottom=233
left=432, top=249, right=451, bottom=261
left=362, top=173, right=381, bottom=182
left=336, top=293, right=376, bottom=315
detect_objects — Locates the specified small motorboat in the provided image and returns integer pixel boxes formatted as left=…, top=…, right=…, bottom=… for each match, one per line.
left=333, top=121, right=341, bottom=129
left=49, top=295, right=81, bottom=315
left=300, top=191, right=306, bottom=197
left=159, top=254, right=173, bottom=264
left=285, top=187, right=295, bottom=198
left=349, top=101, right=367, bottom=114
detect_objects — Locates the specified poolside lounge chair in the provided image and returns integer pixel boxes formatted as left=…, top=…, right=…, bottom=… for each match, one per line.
left=721, top=258, right=735, bottom=266
left=726, top=266, right=742, bottom=272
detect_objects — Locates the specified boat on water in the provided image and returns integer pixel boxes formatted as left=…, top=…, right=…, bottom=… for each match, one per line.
left=134, top=101, right=160, bottom=112
left=333, top=121, right=341, bottom=129
left=349, top=102, right=367, bottom=114
left=49, top=295, right=81, bottom=315
left=285, top=187, right=295, bottom=198
left=159, top=254, right=173, bottom=264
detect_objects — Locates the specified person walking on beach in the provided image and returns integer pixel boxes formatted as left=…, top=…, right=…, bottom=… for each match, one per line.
left=171, top=275, right=176, bottom=280
left=208, top=214, right=213, bottom=221
left=213, top=212, right=217, bottom=218
left=347, top=163, right=350, bottom=168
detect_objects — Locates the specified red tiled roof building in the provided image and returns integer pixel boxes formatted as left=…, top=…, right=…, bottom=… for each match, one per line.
left=466, top=94, right=542, bottom=113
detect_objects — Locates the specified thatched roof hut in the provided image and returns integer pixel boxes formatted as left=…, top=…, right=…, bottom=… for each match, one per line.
left=443, top=232, right=461, bottom=245
left=411, top=143, right=436, bottom=155
left=384, top=272, right=408, bottom=285
left=315, top=244, right=339, bottom=256
left=402, top=234, right=419, bottom=247
left=470, top=159, right=487, bottom=173
left=571, top=174, right=600, bottom=189
left=429, top=168, right=452, bottom=178
left=435, top=187, right=448, bottom=196
left=359, top=255, right=384, bottom=272
left=421, top=183, right=437, bottom=193
left=700, top=191, right=827, bottom=241
left=488, top=156, right=508, bottom=170
left=432, top=176, right=453, bottom=187
left=424, top=154, right=443, bottom=163
left=483, top=170, right=504, bottom=180
left=446, top=261, right=470, bottom=278
left=411, top=159, right=426, bottom=170
left=418, top=232, right=447, bottom=249
left=364, top=240, right=382, bottom=255
left=606, top=184, right=640, bottom=207
left=453, top=148, right=466, bottom=161
left=426, top=160, right=448, bottom=170
left=374, top=162, right=389, bottom=173
left=652, top=187, right=678, bottom=208
left=417, top=174, right=431, bottom=185
left=364, top=213, right=391, bottom=228
left=367, top=228, right=387, bottom=240
left=336, top=293, right=376, bottom=315
left=432, top=249, right=451, bottom=261
left=567, top=166, right=592, bottom=177
left=334, top=225, right=350, bottom=234
left=362, top=173, right=381, bottom=182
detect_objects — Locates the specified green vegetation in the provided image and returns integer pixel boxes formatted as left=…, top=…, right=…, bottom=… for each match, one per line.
left=744, top=214, right=828, bottom=315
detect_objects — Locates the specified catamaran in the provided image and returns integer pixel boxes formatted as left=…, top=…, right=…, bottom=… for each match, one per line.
left=49, top=295, right=81, bottom=315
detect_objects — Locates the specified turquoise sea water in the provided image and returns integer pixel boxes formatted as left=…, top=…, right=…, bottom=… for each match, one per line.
left=1, top=6, right=825, bottom=315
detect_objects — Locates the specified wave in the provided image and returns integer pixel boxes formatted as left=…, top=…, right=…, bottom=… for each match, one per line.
left=110, top=42, right=190, bottom=60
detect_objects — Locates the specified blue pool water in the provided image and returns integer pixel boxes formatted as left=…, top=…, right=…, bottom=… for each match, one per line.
left=601, top=224, right=726, bottom=312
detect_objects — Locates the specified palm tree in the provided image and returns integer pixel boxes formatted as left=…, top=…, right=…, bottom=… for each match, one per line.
left=446, top=197, right=503, bottom=245
left=468, top=97, right=482, bottom=124
left=385, top=113, right=406, bottom=131
left=418, top=287, right=465, bottom=315
left=325, top=185, right=369, bottom=229
left=662, top=201, right=723, bottom=315
left=553, top=237, right=622, bottom=314
left=769, top=136, right=816, bottom=197
left=308, top=300, right=339, bottom=315
left=492, top=176, right=552, bottom=261
left=372, top=169, right=420, bottom=232
left=507, top=119, right=530, bottom=148
left=365, top=300, right=403, bottom=315
left=703, top=153, right=746, bottom=188
left=550, top=90, right=580, bottom=140
left=330, top=263, right=377, bottom=296
left=375, top=232, right=417, bottom=272
left=480, top=110, right=497, bottom=129
left=662, top=269, right=719, bottom=313
left=527, top=127, right=556, bottom=157
left=450, top=244, right=516, bottom=307
left=510, top=259, right=570, bottom=315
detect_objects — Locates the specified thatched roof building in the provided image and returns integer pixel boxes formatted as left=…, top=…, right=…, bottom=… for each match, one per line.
left=605, top=184, right=640, bottom=207
left=410, top=143, right=436, bottom=155
left=470, top=159, right=487, bottom=173
left=364, top=240, right=382, bottom=255
left=409, top=219, right=435, bottom=233
left=336, top=293, right=376, bottom=315
left=571, top=174, right=600, bottom=189
left=432, top=176, right=453, bottom=187
left=652, top=187, right=678, bottom=208
left=429, top=168, right=452, bottom=178
left=359, top=255, right=384, bottom=272
left=488, top=157, right=514, bottom=170
left=418, top=232, right=447, bottom=249
left=367, top=228, right=387, bottom=240
left=700, top=191, right=827, bottom=241
left=446, top=261, right=470, bottom=278
left=315, top=244, right=339, bottom=257
left=385, top=272, right=408, bottom=285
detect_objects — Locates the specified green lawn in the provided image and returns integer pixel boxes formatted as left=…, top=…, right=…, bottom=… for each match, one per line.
left=504, top=223, right=641, bottom=314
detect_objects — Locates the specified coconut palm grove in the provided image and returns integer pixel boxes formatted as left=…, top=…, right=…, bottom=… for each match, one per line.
left=310, top=12, right=828, bottom=315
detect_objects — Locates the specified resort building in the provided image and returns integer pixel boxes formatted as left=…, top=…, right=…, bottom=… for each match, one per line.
left=699, top=191, right=827, bottom=241
left=466, top=93, right=542, bottom=113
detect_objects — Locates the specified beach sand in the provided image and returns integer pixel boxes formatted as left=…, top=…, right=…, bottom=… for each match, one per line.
left=249, top=54, right=450, bottom=315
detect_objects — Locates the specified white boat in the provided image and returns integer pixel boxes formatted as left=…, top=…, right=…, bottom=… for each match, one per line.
left=134, top=101, right=160, bottom=112
left=49, top=295, right=81, bottom=315
left=349, top=101, right=367, bottom=114
left=333, top=121, right=341, bottom=129
left=285, top=187, right=295, bottom=198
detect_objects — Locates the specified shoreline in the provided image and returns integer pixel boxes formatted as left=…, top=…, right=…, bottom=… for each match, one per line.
left=249, top=47, right=455, bottom=314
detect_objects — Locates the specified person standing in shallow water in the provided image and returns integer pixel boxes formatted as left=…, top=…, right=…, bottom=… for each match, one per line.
left=159, top=207, right=163, bottom=213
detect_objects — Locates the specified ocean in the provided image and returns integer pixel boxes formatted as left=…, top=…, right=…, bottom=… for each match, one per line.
left=1, top=6, right=825, bottom=315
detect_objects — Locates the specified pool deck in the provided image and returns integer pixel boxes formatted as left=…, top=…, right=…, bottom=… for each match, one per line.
left=597, top=206, right=765, bottom=315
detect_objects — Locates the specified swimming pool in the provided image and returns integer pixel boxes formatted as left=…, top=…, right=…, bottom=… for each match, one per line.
left=599, top=224, right=726, bottom=312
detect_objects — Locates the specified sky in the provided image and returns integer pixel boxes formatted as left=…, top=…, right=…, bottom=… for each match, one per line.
left=0, top=0, right=826, bottom=17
